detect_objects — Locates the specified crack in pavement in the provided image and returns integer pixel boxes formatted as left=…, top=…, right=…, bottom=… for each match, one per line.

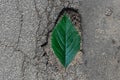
left=33, top=0, right=50, bottom=79
left=33, top=0, right=57, bottom=79
left=15, top=0, right=26, bottom=80
left=15, top=0, right=23, bottom=51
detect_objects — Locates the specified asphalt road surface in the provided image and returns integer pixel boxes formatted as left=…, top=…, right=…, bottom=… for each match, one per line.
left=0, top=0, right=120, bottom=80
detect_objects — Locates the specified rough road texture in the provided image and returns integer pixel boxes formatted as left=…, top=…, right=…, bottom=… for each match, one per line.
left=0, top=0, right=120, bottom=80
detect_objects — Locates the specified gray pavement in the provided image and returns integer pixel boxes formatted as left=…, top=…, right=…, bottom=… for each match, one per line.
left=0, top=0, right=120, bottom=80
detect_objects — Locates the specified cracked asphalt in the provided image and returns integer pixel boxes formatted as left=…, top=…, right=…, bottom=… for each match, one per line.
left=0, top=0, right=120, bottom=80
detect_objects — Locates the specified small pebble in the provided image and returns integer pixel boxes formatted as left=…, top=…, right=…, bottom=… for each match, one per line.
left=105, top=8, right=113, bottom=16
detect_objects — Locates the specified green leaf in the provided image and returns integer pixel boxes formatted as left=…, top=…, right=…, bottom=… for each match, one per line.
left=51, top=14, right=81, bottom=68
